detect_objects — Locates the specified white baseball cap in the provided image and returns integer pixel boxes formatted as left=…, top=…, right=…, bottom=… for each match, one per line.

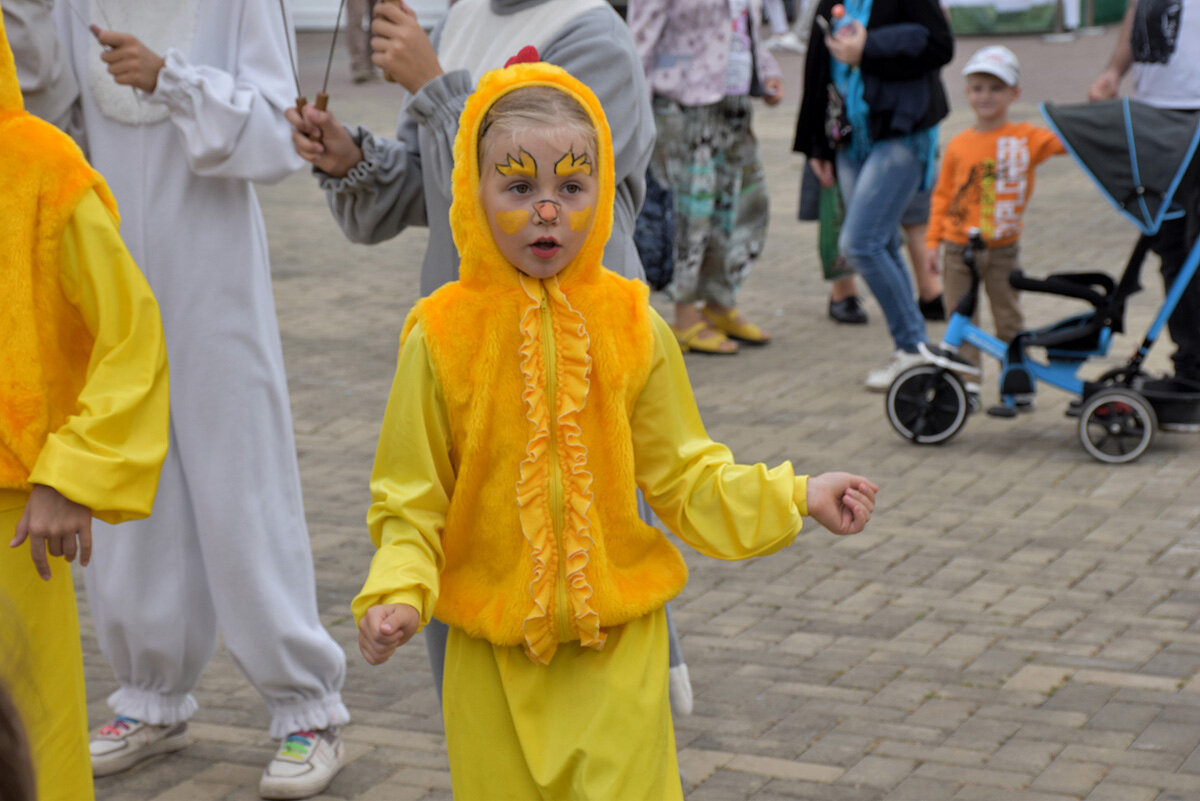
left=962, top=45, right=1020, bottom=86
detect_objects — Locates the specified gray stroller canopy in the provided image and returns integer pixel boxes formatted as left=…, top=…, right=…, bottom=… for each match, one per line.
left=1041, top=99, right=1200, bottom=236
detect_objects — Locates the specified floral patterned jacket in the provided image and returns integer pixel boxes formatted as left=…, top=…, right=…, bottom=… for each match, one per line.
left=628, top=0, right=781, bottom=107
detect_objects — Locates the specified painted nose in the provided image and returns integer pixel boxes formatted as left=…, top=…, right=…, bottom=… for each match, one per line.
left=533, top=200, right=560, bottom=224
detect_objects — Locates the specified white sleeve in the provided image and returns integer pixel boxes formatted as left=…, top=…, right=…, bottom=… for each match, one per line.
left=142, top=2, right=304, bottom=183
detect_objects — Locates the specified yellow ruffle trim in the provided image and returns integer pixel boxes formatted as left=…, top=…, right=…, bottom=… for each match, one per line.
left=516, top=275, right=604, bottom=664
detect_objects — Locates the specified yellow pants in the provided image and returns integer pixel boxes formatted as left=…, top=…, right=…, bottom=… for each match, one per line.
left=442, top=607, right=683, bottom=801
left=0, top=507, right=94, bottom=801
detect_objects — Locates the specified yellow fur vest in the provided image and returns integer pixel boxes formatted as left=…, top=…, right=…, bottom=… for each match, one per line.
left=405, top=60, right=688, bottom=664
left=0, top=111, right=117, bottom=489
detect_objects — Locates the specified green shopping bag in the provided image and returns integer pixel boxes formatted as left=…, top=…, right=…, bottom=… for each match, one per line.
left=818, top=184, right=853, bottom=281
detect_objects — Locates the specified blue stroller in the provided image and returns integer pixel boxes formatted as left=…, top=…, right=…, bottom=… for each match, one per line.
left=885, top=99, right=1200, bottom=463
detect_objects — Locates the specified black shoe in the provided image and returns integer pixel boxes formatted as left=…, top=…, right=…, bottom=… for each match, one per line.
left=919, top=294, right=946, bottom=321
left=829, top=296, right=868, bottom=324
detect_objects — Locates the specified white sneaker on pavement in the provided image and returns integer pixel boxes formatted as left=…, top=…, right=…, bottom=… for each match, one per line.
left=669, top=663, right=694, bottom=717
left=90, top=716, right=191, bottom=777
left=259, top=728, right=345, bottom=800
left=766, top=30, right=806, bottom=52
left=865, top=349, right=930, bottom=392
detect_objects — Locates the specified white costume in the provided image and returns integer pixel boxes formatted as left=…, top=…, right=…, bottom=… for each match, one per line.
left=55, top=0, right=348, bottom=737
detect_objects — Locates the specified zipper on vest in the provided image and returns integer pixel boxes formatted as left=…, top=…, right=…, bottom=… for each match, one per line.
left=540, top=287, right=573, bottom=643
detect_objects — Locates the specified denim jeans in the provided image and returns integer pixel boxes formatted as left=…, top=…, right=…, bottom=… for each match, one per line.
left=837, top=138, right=928, bottom=353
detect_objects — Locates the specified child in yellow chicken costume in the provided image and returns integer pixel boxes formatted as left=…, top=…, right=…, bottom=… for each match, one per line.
left=352, top=52, right=877, bottom=800
left=0, top=9, right=170, bottom=801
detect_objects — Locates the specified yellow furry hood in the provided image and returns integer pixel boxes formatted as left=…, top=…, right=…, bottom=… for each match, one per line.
left=449, top=59, right=616, bottom=292
left=0, top=3, right=26, bottom=116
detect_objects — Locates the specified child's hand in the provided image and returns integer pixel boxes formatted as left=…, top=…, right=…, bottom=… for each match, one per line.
left=10, top=485, right=93, bottom=581
left=810, top=158, right=836, bottom=189
left=92, top=26, right=165, bottom=93
left=763, top=77, right=784, bottom=107
left=924, top=250, right=940, bottom=278
left=358, top=603, right=420, bottom=665
left=806, top=472, right=877, bottom=536
left=826, top=20, right=866, bottom=66
left=285, top=106, right=363, bottom=177
left=371, top=0, right=443, bottom=94
left=1087, top=69, right=1121, bottom=102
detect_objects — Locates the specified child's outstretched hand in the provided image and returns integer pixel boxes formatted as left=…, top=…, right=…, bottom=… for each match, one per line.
left=10, top=485, right=93, bottom=581
left=806, top=472, right=878, bottom=536
left=358, top=603, right=420, bottom=665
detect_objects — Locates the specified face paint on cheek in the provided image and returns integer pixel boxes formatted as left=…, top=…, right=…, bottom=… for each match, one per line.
left=568, top=206, right=593, bottom=232
left=496, top=209, right=530, bottom=235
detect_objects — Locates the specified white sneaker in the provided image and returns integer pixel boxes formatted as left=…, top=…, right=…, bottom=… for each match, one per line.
left=259, top=728, right=345, bottom=800
left=766, top=31, right=806, bottom=53
left=965, top=381, right=982, bottom=413
left=669, top=663, right=694, bottom=717
left=90, top=716, right=191, bottom=777
left=865, top=349, right=930, bottom=392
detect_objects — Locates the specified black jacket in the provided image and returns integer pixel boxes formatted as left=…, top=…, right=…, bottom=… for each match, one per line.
left=792, top=0, right=953, bottom=159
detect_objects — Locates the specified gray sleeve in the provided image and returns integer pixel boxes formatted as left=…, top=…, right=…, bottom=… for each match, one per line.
left=541, top=7, right=654, bottom=281
left=6, top=0, right=81, bottom=129
left=316, top=68, right=474, bottom=244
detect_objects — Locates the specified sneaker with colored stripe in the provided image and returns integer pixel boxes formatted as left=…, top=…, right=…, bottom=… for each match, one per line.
left=259, top=728, right=345, bottom=800
left=90, top=716, right=191, bottom=776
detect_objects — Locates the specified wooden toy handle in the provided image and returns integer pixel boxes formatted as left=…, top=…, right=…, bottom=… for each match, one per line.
left=296, top=96, right=308, bottom=115
left=315, top=92, right=329, bottom=111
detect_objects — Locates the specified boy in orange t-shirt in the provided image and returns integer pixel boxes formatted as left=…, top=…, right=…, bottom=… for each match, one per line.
left=926, top=46, right=1065, bottom=388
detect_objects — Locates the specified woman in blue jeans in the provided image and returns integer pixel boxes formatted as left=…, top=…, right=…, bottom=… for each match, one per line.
left=793, top=0, right=952, bottom=390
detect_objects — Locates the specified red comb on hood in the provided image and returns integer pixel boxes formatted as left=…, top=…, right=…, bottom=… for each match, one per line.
left=504, top=46, right=540, bottom=68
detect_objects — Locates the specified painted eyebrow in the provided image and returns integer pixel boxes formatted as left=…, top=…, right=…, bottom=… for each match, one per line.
left=554, top=149, right=592, bottom=178
left=496, top=149, right=538, bottom=178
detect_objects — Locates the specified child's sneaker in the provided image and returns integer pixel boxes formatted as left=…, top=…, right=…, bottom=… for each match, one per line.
left=259, top=728, right=345, bottom=800
left=669, top=663, right=694, bottom=717
left=90, top=716, right=191, bottom=776
left=965, top=382, right=982, bottom=413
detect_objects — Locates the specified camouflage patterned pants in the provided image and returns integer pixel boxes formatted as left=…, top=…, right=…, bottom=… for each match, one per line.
left=651, top=94, right=769, bottom=307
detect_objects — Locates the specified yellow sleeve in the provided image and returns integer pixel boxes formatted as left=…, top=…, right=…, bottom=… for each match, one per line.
left=632, top=310, right=807, bottom=561
left=27, top=189, right=169, bottom=524
left=351, top=322, right=453, bottom=629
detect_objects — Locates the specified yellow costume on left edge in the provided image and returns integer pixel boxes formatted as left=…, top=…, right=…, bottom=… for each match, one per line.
left=0, top=12, right=170, bottom=801
left=352, top=60, right=810, bottom=800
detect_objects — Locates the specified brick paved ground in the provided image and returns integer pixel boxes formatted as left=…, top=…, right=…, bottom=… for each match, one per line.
left=83, top=25, right=1200, bottom=801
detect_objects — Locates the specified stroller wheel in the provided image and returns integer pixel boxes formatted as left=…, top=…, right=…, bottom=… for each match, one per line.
left=1078, top=388, right=1157, bottom=464
left=886, top=365, right=968, bottom=445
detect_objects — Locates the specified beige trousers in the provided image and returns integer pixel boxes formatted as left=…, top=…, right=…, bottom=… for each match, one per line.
left=940, top=241, right=1024, bottom=374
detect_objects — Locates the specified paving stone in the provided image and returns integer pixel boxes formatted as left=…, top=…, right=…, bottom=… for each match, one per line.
left=1030, top=758, right=1109, bottom=795
left=797, top=734, right=878, bottom=768
left=1002, top=665, right=1074, bottom=694
left=836, top=755, right=917, bottom=789
left=889, top=775, right=962, bottom=800
left=1132, top=721, right=1200, bottom=756
left=951, top=787, right=1077, bottom=801
left=988, top=739, right=1063, bottom=772
left=913, top=762, right=1030, bottom=790
left=1083, top=781, right=1161, bottom=801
